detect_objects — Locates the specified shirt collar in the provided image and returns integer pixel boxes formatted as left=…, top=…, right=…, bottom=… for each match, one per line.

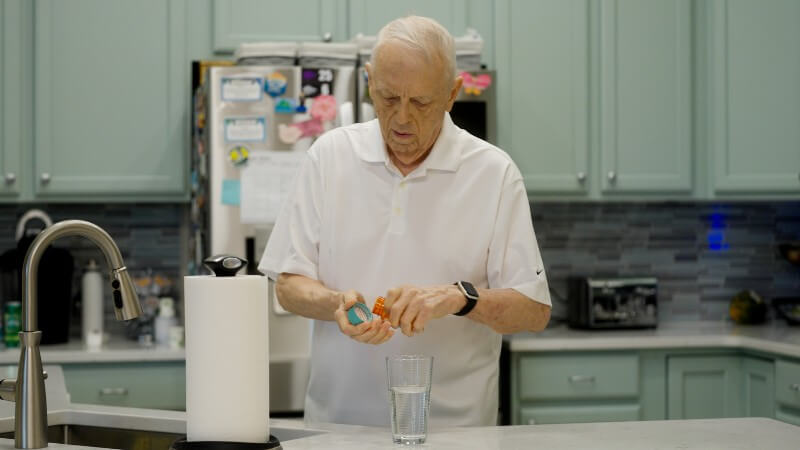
left=359, top=112, right=462, bottom=174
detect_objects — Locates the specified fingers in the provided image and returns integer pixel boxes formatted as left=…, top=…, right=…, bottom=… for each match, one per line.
left=367, top=319, right=394, bottom=345
left=388, top=288, right=416, bottom=329
left=400, top=298, right=423, bottom=337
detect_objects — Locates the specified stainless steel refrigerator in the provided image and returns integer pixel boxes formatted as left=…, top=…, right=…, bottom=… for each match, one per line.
left=193, top=62, right=356, bottom=414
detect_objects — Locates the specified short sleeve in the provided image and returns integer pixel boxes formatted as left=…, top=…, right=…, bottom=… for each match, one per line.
left=486, top=169, right=551, bottom=306
left=258, top=150, right=323, bottom=281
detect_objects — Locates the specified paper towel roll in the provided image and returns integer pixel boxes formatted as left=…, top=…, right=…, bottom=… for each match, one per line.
left=184, top=274, right=269, bottom=443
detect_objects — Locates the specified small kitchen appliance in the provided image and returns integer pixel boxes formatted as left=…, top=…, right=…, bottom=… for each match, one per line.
left=181, top=255, right=278, bottom=449
left=567, top=276, right=658, bottom=329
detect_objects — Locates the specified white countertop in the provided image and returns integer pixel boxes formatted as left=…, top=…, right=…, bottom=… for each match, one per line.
left=509, top=320, right=800, bottom=358
left=0, top=337, right=185, bottom=364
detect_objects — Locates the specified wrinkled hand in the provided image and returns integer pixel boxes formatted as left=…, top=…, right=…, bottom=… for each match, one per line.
left=333, top=290, right=394, bottom=345
left=384, top=285, right=465, bottom=337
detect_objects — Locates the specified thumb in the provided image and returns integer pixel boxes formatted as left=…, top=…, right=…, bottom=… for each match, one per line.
left=342, top=290, right=364, bottom=310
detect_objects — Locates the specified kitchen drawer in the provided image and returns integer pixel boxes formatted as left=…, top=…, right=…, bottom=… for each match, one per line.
left=775, top=359, right=800, bottom=409
left=62, top=362, right=185, bottom=410
left=520, top=404, right=641, bottom=425
left=518, top=353, right=639, bottom=400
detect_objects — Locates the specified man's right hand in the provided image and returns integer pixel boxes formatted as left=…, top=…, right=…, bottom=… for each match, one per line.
left=333, top=290, right=394, bottom=345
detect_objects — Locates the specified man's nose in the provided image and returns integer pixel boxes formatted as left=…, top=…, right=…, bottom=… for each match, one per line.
left=395, top=100, right=411, bottom=124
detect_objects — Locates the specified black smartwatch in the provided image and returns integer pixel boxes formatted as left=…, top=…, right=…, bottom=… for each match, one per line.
left=454, top=281, right=479, bottom=316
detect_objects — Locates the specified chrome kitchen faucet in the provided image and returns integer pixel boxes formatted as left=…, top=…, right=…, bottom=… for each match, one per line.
left=0, top=220, right=142, bottom=449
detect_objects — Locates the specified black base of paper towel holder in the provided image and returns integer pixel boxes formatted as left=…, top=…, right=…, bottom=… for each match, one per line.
left=170, top=436, right=281, bottom=450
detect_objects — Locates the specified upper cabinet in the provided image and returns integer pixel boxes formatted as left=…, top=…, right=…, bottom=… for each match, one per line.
left=496, top=0, right=590, bottom=195
left=599, top=0, right=692, bottom=194
left=709, top=0, right=800, bottom=194
left=0, top=0, right=25, bottom=199
left=33, top=0, right=188, bottom=200
left=212, top=0, right=347, bottom=53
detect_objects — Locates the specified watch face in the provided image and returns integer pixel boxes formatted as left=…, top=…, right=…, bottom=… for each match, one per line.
left=460, top=281, right=478, bottom=298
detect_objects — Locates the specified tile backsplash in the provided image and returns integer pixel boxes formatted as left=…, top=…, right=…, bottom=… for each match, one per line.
left=1, top=201, right=798, bottom=332
left=0, top=204, right=185, bottom=337
left=532, top=202, right=800, bottom=322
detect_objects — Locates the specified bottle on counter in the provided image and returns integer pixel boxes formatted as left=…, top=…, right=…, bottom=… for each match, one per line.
left=155, top=297, right=178, bottom=347
left=82, top=259, right=104, bottom=348
left=4, top=301, right=20, bottom=348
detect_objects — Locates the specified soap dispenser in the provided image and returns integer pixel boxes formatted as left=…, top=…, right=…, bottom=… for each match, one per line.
left=155, top=297, right=177, bottom=346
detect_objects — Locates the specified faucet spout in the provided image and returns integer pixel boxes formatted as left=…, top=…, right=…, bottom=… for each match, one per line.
left=11, top=220, right=143, bottom=448
left=22, top=220, right=142, bottom=330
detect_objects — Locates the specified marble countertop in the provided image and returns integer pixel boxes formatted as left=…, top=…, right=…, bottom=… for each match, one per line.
left=509, top=320, right=800, bottom=358
left=0, top=336, right=185, bottom=364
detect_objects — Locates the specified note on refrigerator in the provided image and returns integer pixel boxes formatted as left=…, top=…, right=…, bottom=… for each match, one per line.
left=240, top=150, right=306, bottom=224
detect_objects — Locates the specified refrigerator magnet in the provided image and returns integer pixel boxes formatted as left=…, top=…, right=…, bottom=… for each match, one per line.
left=278, top=124, right=302, bottom=144
left=228, top=146, right=250, bottom=167
left=221, top=77, right=263, bottom=102
left=265, top=72, right=288, bottom=98
left=224, top=117, right=266, bottom=143
left=310, top=95, right=337, bottom=121
left=275, top=98, right=300, bottom=114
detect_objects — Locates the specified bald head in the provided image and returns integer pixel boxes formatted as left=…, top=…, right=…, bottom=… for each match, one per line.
left=371, top=16, right=456, bottom=88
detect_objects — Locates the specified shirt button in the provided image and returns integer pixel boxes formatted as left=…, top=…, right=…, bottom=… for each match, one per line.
left=399, top=182, right=406, bottom=189
left=393, top=208, right=403, bottom=216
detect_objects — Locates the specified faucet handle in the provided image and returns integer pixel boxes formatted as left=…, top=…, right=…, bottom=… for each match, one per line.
left=0, top=372, right=49, bottom=403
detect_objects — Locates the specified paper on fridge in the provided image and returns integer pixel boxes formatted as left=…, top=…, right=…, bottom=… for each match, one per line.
left=240, top=150, right=306, bottom=224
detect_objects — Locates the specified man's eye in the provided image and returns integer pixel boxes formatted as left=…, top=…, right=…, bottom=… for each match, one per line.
left=385, top=96, right=399, bottom=104
left=412, top=100, right=430, bottom=108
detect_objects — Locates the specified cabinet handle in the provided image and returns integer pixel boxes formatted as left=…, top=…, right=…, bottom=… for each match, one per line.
left=322, top=32, right=333, bottom=42
left=40, top=173, right=51, bottom=184
left=790, top=384, right=800, bottom=392
left=576, top=172, right=586, bottom=182
left=527, top=418, right=536, bottom=425
left=98, top=387, right=129, bottom=396
left=4, top=173, right=15, bottom=185
left=607, top=171, right=616, bottom=182
left=568, top=375, right=596, bottom=383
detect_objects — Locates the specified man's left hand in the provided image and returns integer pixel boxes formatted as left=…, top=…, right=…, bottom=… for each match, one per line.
left=384, top=285, right=466, bottom=337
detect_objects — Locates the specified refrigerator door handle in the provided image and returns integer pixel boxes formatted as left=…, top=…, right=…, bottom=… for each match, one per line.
left=339, top=101, right=354, bottom=127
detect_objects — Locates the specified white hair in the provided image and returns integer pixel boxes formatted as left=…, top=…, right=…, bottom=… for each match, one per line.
left=371, top=16, right=456, bottom=85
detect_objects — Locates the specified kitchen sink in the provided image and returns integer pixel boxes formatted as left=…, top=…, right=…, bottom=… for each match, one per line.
left=0, top=424, right=324, bottom=449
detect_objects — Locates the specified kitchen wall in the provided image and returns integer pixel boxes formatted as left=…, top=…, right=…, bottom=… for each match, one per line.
left=0, top=204, right=185, bottom=337
left=534, top=201, right=800, bottom=322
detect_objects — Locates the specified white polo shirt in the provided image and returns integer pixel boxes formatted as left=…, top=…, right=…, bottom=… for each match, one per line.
left=259, top=113, right=550, bottom=428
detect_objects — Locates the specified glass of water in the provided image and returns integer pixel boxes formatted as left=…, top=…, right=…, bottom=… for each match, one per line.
left=386, top=355, right=433, bottom=445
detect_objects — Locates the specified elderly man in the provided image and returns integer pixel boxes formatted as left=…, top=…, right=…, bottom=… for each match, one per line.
left=260, top=16, right=551, bottom=428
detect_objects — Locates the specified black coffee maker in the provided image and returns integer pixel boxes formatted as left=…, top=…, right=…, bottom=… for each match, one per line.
left=0, top=209, right=74, bottom=345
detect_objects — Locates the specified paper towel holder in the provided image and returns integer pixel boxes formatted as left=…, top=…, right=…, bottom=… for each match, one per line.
left=204, top=255, right=247, bottom=277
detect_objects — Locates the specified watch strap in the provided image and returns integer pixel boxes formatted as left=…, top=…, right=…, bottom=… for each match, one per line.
left=454, top=281, right=478, bottom=316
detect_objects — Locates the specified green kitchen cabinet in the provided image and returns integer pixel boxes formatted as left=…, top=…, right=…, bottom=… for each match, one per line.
left=212, top=0, right=347, bottom=53
left=742, top=356, right=775, bottom=418
left=667, top=355, right=743, bottom=419
left=599, top=0, right=692, bottom=194
left=348, top=0, right=495, bottom=68
left=61, top=362, right=186, bottom=410
left=32, top=0, right=188, bottom=201
left=708, top=0, right=800, bottom=194
left=0, top=0, right=26, bottom=201
left=511, top=351, right=642, bottom=425
left=495, top=0, right=590, bottom=195
left=775, top=359, right=800, bottom=425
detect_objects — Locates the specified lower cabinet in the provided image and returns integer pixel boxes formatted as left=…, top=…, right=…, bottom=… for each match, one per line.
left=667, top=355, right=743, bottom=419
left=61, top=361, right=186, bottom=410
left=512, top=352, right=642, bottom=424
left=775, top=359, right=800, bottom=425
left=513, top=350, right=787, bottom=425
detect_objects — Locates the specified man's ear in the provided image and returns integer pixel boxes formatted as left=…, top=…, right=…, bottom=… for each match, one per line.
left=365, top=62, right=375, bottom=95
left=445, top=76, right=463, bottom=112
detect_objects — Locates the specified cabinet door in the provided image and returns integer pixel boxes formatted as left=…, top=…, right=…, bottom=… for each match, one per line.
left=496, top=0, right=590, bottom=194
left=62, top=362, right=186, bottom=410
left=212, top=0, right=347, bottom=53
left=742, top=357, right=774, bottom=418
left=520, top=404, right=640, bottom=425
left=599, top=0, right=692, bottom=193
left=0, top=0, right=25, bottom=199
left=667, top=355, right=742, bottom=419
left=34, top=0, right=187, bottom=199
left=709, top=0, right=800, bottom=193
